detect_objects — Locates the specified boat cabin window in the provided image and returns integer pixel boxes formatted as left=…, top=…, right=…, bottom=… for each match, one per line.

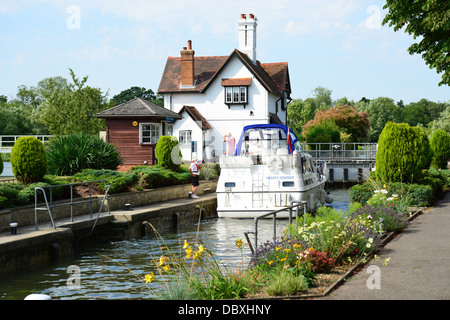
left=224, top=182, right=236, bottom=188
left=239, top=128, right=295, bottom=156
left=282, top=181, right=294, bottom=187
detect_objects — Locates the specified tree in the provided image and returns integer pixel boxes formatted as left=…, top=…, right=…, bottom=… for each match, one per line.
left=375, top=122, right=431, bottom=183
left=430, top=129, right=450, bottom=169
left=287, top=98, right=317, bottom=137
left=303, top=105, right=369, bottom=142
left=311, top=86, right=332, bottom=109
left=112, top=87, right=163, bottom=106
left=383, top=0, right=450, bottom=86
left=356, top=97, right=403, bottom=142
left=428, top=104, right=450, bottom=134
left=36, top=69, right=109, bottom=135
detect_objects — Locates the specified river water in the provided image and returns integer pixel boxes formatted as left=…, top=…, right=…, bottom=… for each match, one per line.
left=0, top=188, right=350, bottom=300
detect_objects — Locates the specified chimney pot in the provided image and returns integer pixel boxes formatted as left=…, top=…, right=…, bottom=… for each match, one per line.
left=240, top=13, right=246, bottom=19
left=249, top=13, right=254, bottom=19
left=188, top=40, right=192, bottom=50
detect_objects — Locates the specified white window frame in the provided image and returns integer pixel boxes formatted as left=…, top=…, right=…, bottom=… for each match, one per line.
left=139, top=123, right=161, bottom=144
left=225, top=86, right=248, bottom=104
left=179, top=130, right=192, bottom=145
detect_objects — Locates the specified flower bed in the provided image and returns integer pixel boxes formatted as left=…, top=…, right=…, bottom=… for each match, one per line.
left=138, top=197, right=420, bottom=300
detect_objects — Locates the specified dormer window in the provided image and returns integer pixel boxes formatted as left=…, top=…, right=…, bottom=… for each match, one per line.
left=222, top=78, right=251, bottom=107
left=225, top=86, right=247, bottom=104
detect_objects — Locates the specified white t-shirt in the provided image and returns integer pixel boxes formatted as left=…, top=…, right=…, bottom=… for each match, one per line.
left=190, top=161, right=200, bottom=175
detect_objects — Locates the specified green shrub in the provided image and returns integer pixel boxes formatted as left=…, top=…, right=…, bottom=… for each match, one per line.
left=265, top=271, right=309, bottom=296
left=349, top=182, right=374, bottom=204
left=155, top=136, right=182, bottom=171
left=305, top=121, right=341, bottom=150
left=11, top=136, right=47, bottom=186
left=430, top=129, right=450, bottom=170
left=0, top=183, right=21, bottom=209
left=73, top=169, right=138, bottom=194
left=46, top=132, right=122, bottom=176
left=132, top=165, right=190, bottom=189
left=375, top=122, right=431, bottom=183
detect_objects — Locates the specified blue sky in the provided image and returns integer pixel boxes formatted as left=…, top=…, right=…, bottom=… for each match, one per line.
left=1, top=0, right=449, bottom=104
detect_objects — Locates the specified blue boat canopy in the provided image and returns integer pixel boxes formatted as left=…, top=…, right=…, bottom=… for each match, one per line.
left=234, top=124, right=300, bottom=155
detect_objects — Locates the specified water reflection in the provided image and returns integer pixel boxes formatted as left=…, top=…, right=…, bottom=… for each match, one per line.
left=0, top=188, right=350, bottom=300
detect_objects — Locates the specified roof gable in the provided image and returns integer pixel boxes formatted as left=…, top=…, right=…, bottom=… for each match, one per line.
left=178, top=106, right=212, bottom=131
left=158, top=56, right=228, bottom=93
left=96, top=97, right=182, bottom=119
left=157, top=49, right=290, bottom=97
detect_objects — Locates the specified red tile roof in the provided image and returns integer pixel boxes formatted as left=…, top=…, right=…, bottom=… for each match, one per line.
left=158, top=49, right=290, bottom=97
left=221, top=78, right=252, bottom=86
left=178, top=105, right=212, bottom=131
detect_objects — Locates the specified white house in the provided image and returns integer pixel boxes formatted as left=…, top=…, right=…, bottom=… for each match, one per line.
left=157, top=13, right=292, bottom=162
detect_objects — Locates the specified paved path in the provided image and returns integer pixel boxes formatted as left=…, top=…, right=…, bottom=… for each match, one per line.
left=321, top=191, right=450, bottom=300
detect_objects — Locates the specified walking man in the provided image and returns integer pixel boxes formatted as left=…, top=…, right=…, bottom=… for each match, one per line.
left=189, top=157, right=201, bottom=198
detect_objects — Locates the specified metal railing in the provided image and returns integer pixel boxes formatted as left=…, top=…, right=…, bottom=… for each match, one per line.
left=34, top=180, right=110, bottom=231
left=301, top=142, right=377, bottom=161
left=244, top=201, right=307, bottom=254
left=0, top=135, right=52, bottom=153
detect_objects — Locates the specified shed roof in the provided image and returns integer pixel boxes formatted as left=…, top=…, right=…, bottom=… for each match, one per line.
left=96, top=97, right=182, bottom=119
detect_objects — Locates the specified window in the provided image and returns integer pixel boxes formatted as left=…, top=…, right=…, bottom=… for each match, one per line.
left=179, top=130, right=192, bottom=145
left=166, top=124, right=174, bottom=136
left=140, top=123, right=161, bottom=144
left=225, top=86, right=248, bottom=104
left=224, top=182, right=236, bottom=188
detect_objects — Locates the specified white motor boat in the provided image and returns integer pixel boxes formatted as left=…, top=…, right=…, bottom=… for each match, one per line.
left=217, top=124, right=333, bottom=218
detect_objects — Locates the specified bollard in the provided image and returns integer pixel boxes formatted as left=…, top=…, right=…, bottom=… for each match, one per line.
left=124, top=203, right=131, bottom=210
left=10, top=222, right=18, bottom=235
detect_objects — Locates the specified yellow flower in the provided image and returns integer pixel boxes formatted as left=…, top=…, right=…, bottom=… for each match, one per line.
left=162, top=265, right=170, bottom=272
left=183, top=240, right=190, bottom=249
left=194, top=250, right=202, bottom=259
left=145, top=273, right=155, bottom=283
left=293, top=243, right=302, bottom=249
left=235, top=238, right=244, bottom=248
left=268, top=260, right=274, bottom=265
left=159, top=256, right=168, bottom=266
left=198, top=244, right=205, bottom=253
left=283, top=248, right=291, bottom=253
left=185, top=246, right=193, bottom=258
left=275, top=247, right=282, bottom=251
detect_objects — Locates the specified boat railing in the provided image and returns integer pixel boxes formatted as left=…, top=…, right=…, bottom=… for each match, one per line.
left=244, top=201, right=307, bottom=254
left=34, top=180, right=110, bottom=231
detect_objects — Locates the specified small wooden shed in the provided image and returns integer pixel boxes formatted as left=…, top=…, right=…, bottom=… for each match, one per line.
left=96, top=97, right=182, bottom=166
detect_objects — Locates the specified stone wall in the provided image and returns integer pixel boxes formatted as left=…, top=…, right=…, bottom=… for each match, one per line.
left=0, top=181, right=217, bottom=233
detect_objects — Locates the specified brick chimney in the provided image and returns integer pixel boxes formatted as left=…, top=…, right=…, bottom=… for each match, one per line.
left=180, top=40, right=195, bottom=87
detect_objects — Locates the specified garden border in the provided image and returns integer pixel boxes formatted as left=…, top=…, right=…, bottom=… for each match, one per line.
left=242, top=208, right=423, bottom=300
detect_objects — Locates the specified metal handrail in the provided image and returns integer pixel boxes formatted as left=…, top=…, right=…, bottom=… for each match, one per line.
left=34, top=180, right=110, bottom=230
left=0, top=135, right=52, bottom=153
left=244, top=201, right=307, bottom=254
left=301, top=142, right=377, bottom=161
